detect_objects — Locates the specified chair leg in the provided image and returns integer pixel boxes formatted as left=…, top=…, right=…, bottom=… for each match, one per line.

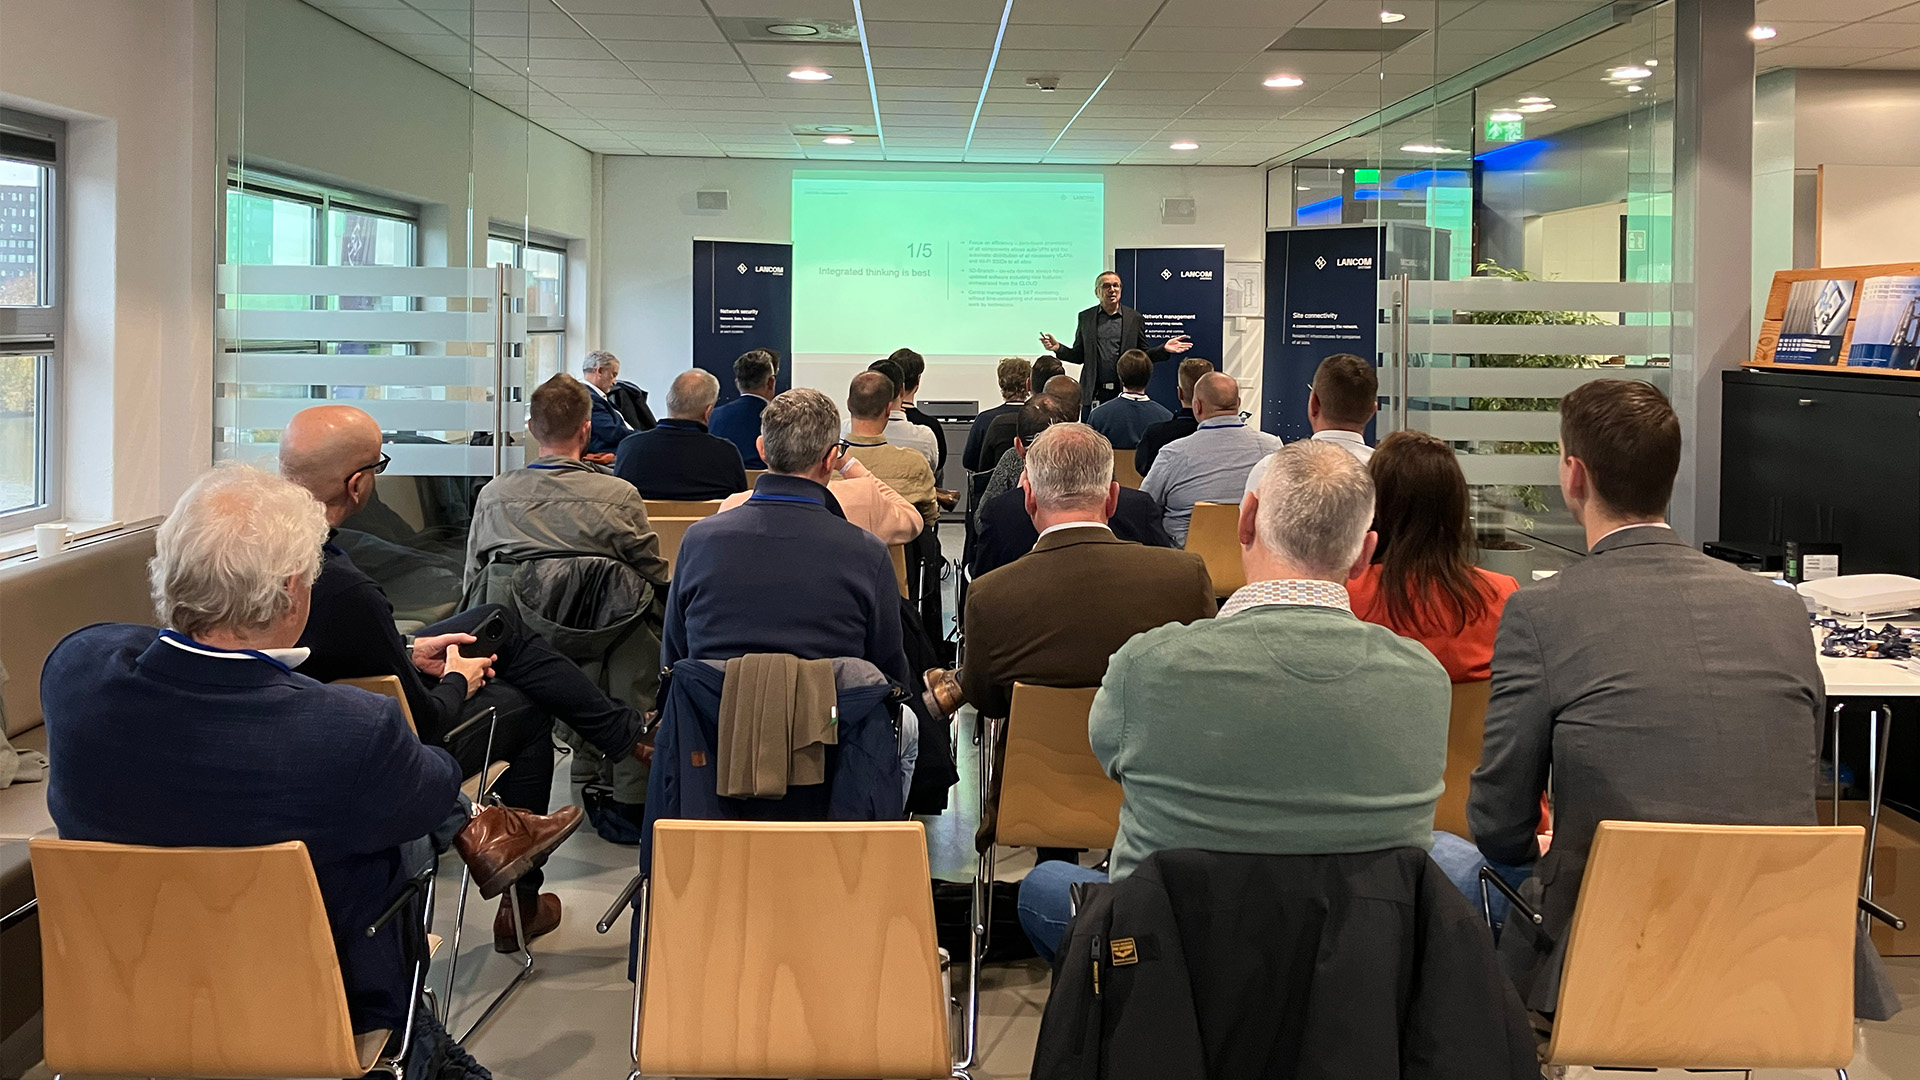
left=376, top=867, right=439, bottom=1079
left=953, top=715, right=998, bottom=1074
left=455, top=882, right=536, bottom=1042
left=440, top=860, right=473, bottom=1021
left=629, top=879, right=650, bottom=1080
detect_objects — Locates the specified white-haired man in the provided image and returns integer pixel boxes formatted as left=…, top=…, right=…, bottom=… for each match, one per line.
left=1015, top=440, right=1451, bottom=960
left=40, top=466, right=551, bottom=1073
left=612, top=368, right=748, bottom=501
left=582, top=349, right=635, bottom=457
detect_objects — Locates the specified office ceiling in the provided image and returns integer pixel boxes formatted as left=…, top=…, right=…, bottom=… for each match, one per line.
left=301, top=0, right=1920, bottom=167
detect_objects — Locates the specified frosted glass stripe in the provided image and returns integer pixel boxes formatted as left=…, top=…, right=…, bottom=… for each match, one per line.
left=216, top=397, right=501, bottom=430
left=220, top=441, right=523, bottom=478
left=1381, top=279, right=1672, bottom=313
left=216, top=354, right=501, bottom=386
left=1407, top=410, right=1565, bottom=441
left=216, top=310, right=509, bottom=343
left=1407, top=323, right=1671, bottom=355
left=1404, top=367, right=1671, bottom=397
left=1455, top=453, right=1562, bottom=486
left=216, top=264, right=515, bottom=298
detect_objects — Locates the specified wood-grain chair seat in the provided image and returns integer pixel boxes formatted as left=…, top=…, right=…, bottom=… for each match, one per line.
left=643, top=498, right=725, bottom=520
left=1112, top=448, right=1144, bottom=489
left=1183, top=501, right=1245, bottom=598
left=1433, top=680, right=1491, bottom=839
left=651, top=515, right=702, bottom=578
left=631, top=820, right=954, bottom=1080
left=30, top=838, right=391, bottom=1078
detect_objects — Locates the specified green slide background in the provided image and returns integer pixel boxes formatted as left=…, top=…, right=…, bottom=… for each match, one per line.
left=792, top=173, right=1104, bottom=356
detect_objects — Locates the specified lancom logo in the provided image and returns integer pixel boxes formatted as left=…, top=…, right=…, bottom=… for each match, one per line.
left=736, top=263, right=748, bottom=274
left=1160, top=268, right=1172, bottom=280
left=1180, top=270, right=1214, bottom=280
left=1314, top=256, right=1327, bottom=270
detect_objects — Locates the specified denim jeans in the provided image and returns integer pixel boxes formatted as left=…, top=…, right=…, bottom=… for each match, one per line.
left=1429, top=830, right=1533, bottom=932
left=1016, top=860, right=1110, bottom=962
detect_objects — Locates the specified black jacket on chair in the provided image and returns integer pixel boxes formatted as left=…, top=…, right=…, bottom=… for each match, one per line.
left=1032, top=847, right=1539, bottom=1080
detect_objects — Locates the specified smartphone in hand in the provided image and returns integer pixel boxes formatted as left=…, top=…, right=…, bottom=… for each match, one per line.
left=460, top=612, right=507, bottom=659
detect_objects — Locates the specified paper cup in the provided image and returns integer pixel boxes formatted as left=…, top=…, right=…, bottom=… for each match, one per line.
left=33, top=523, right=68, bottom=560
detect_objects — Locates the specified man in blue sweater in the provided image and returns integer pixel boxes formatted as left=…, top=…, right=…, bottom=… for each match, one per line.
left=1088, top=349, right=1172, bottom=448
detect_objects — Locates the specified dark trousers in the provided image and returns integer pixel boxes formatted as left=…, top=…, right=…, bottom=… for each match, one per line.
left=424, top=604, right=642, bottom=894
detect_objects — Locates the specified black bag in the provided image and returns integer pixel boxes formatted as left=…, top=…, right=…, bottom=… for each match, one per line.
left=582, top=782, right=646, bottom=846
left=933, top=879, right=1038, bottom=963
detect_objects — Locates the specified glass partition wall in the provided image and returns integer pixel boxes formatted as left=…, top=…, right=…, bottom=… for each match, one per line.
left=215, top=0, right=544, bottom=623
left=1268, top=1, right=1677, bottom=576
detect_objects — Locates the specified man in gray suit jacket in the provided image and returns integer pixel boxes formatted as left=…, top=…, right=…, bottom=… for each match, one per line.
left=1463, top=379, right=1899, bottom=1021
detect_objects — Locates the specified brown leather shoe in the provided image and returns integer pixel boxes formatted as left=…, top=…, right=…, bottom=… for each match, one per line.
left=493, top=891, right=562, bottom=953
left=923, top=667, right=965, bottom=717
left=454, top=803, right=583, bottom=901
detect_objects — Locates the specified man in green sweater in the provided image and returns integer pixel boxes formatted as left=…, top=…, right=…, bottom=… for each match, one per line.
left=1015, top=439, right=1451, bottom=959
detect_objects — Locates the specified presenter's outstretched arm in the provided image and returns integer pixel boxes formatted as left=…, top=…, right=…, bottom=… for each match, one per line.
left=1161, top=335, right=1194, bottom=354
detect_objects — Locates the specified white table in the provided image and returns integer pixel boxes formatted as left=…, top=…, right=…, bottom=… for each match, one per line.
left=1816, top=638, right=1920, bottom=915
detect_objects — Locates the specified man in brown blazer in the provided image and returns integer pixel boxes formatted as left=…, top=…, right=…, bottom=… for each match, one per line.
left=959, top=423, right=1216, bottom=721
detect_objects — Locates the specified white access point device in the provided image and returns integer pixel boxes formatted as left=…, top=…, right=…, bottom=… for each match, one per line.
left=1798, top=574, right=1920, bottom=620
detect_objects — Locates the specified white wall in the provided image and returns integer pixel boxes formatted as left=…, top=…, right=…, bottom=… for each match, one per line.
left=600, top=158, right=1266, bottom=415
left=0, top=0, right=216, bottom=525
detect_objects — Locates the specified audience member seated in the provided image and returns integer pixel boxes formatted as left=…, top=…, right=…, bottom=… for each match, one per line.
left=663, top=387, right=911, bottom=691
left=581, top=349, right=635, bottom=458
left=1344, top=431, right=1517, bottom=682
left=1448, top=379, right=1898, bottom=1021
left=1133, top=356, right=1213, bottom=478
left=1041, top=372, right=1084, bottom=423
left=843, top=371, right=940, bottom=532
left=979, top=355, right=1065, bottom=471
left=858, top=359, right=939, bottom=470
left=612, top=369, right=749, bottom=501
left=716, top=451, right=921, bottom=545
left=889, top=347, right=948, bottom=472
left=605, top=361, right=657, bottom=435
left=40, top=467, right=579, bottom=1072
left=963, top=356, right=1031, bottom=472
left=1245, top=352, right=1378, bottom=495
left=708, top=348, right=778, bottom=469
left=978, top=394, right=1075, bottom=508
left=1087, top=349, right=1172, bottom=448
left=970, top=430, right=1172, bottom=580
left=1140, top=372, right=1279, bottom=546
left=283, top=405, right=647, bottom=948
left=1017, top=441, right=1449, bottom=959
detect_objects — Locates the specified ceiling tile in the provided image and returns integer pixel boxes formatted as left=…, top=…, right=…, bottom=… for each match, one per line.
left=568, top=13, right=727, bottom=40
left=598, top=40, right=742, bottom=63
left=1801, top=22, right=1920, bottom=47
left=860, top=0, right=1011, bottom=22
left=865, top=20, right=1003, bottom=48
left=1756, top=0, right=1916, bottom=19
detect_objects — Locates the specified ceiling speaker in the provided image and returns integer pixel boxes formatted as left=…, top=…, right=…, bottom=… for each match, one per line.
left=1161, top=198, right=1196, bottom=225
left=696, top=190, right=730, bottom=211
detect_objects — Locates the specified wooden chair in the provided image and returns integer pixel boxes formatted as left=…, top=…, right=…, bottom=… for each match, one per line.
left=1432, top=680, right=1491, bottom=839
left=1543, top=822, right=1865, bottom=1076
left=744, top=469, right=766, bottom=487
left=30, top=838, right=395, bottom=1078
left=1111, top=448, right=1144, bottom=489
left=644, top=498, right=724, bottom=519
left=997, top=683, right=1119, bottom=851
left=629, top=820, right=954, bottom=1080
left=890, top=543, right=911, bottom=599
left=652, top=515, right=701, bottom=578
left=1183, top=501, right=1245, bottom=598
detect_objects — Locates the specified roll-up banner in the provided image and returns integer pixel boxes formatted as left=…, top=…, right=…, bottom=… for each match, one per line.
left=1114, top=246, right=1226, bottom=413
left=1263, top=226, right=1380, bottom=441
left=693, top=238, right=793, bottom=404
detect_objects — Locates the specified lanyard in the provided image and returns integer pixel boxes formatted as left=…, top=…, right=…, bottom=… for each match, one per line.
left=157, top=630, right=295, bottom=674
left=526, top=463, right=572, bottom=471
left=747, top=492, right=823, bottom=507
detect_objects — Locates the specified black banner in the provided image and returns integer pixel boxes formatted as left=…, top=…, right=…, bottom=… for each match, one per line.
left=693, top=239, right=793, bottom=404
left=1115, top=246, right=1226, bottom=413
left=1263, top=226, right=1379, bottom=441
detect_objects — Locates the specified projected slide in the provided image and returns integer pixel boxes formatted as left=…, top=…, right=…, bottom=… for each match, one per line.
left=792, top=173, right=1104, bottom=357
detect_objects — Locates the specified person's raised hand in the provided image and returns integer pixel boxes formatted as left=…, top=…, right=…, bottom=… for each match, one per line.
left=1038, top=331, right=1062, bottom=352
left=1164, top=335, right=1193, bottom=354
left=411, top=632, right=475, bottom=678
left=443, top=648, right=494, bottom=699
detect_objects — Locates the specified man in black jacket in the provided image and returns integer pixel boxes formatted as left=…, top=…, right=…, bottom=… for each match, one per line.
left=1039, top=270, right=1192, bottom=416
left=613, top=369, right=748, bottom=501
left=1133, top=356, right=1213, bottom=477
left=281, top=405, right=650, bottom=951
left=977, top=356, right=1066, bottom=475
left=969, top=479, right=1172, bottom=579
left=888, top=347, right=948, bottom=473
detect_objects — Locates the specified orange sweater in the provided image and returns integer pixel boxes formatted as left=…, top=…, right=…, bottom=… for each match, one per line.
left=1347, top=564, right=1519, bottom=683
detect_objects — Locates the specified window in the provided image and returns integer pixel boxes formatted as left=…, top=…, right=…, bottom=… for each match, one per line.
left=0, top=110, right=61, bottom=531
left=489, top=233, right=567, bottom=385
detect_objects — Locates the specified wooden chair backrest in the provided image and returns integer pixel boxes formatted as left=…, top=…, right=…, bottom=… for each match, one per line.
left=333, top=674, right=416, bottom=735
left=1547, top=821, right=1863, bottom=1070
left=890, top=543, right=911, bottom=599
left=1112, top=448, right=1144, bottom=489
left=638, top=820, right=950, bottom=1079
left=998, top=684, right=1120, bottom=851
left=744, top=469, right=766, bottom=487
left=1183, top=501, right=1245, bottom=598
left=645, top=498, right=725, bottom=519
left=1432, top=680, right=1490, bottom=839
left=651, top=515, right=702, bottom=578
left=30, top=838, right=384, bottom=1078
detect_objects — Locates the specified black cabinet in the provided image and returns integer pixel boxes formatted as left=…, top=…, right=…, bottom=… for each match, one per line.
left=1721, top=369, right=1920, bottom=575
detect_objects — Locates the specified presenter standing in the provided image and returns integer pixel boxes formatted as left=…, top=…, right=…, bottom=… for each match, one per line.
left=1039, top=270, right=1193, bottom=417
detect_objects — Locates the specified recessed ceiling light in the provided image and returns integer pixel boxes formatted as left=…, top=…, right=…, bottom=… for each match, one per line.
left=1170, top=140, right=1200, bottom=151
left=1336, top=168, right=1346, bottom=174
left=766, top=22, right=819, bottom=36
left=1627, top=84, right=1644, bottom=93
left=1749, top=25, right=1777, bottom=41
left=1379, top=10, right=1407, bottom=23
left=1401, top=142, right=1458, bottom=154
left=1517, top=94, right=1551, bottom=105
left=815, top=124, right=853, bottom=133
left=1518, top=102, right=1557, bottom=113
left=1264, top=74, right=1305, bottom=88
left=1297, top=185, right=1311, bottom=191
left=822, top=136, right=855, bottom=145
left=1489, top=110, right=1522, bottom=122
left=1607, top=65, right=1652, bottom=81
left=1646, top=59, right=1659, bottom=66
left=787, top=68, right=833, bottom=81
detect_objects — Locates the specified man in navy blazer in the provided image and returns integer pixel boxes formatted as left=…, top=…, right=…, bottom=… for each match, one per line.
left=663, top=387, right=909, bottom=690
left=1038, top=270, right=1192, bottom=416
left=707, top=348, right=778, bottom=469
left=583, top=349, right=635, bottom=456
left=969, top=479, right=1173, bottom=580
left=40, top=468, right=558, bottom=1065
left=613, top=369, right=748, bottom=501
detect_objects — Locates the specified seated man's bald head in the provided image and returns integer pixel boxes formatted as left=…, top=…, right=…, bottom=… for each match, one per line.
left=280, top=406, right=384, bottom=521
left=1192, top=371, right=1240, bottom=418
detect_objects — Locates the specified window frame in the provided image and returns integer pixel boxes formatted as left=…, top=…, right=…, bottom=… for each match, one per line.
left=489, top=231, right=567, bottom=388
left=0, top=107, right=64, bottom=533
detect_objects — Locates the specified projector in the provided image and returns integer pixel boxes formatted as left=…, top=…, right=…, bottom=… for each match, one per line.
left=1798, top=574, right=1920, bottom=620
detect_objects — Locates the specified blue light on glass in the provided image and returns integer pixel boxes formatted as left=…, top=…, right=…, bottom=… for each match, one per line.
left=1296, top=195, right=1341, bottom=225
left=1474, top=139, right=1549, bottom=169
